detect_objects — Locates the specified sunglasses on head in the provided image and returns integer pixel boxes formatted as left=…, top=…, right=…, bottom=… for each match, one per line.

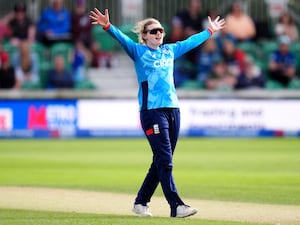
left=144, top=27, right=164, bottom=35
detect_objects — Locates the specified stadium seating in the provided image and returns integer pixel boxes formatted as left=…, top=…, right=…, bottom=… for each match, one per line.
left=92, top=26, right=118, bottom=51
left=237, top=42, right=260, bottom=59
left=119, top=24, right=138, bottom=43
left=49, top=42, right=74, bottom=70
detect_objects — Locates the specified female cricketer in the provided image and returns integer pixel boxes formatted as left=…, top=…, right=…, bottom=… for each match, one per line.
left=90, top=8, right=225, bottom=218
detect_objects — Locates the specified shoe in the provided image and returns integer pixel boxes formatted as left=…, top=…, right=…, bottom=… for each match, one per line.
left=132, top=204, right=152, bottom=217
left=175, top=205, right=197, bottom=218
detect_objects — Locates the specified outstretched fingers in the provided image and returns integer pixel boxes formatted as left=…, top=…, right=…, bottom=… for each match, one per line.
left=213, top=16, right=220, bottom=22
left=89, top=8, right=110, bottom=26
left=217, top=19, right=226, bottom=28
left=208, top=15, right=226, bottom=31
left=94, top=8, right=103, bottom=16
left=90, top=9, right=100, bottom=24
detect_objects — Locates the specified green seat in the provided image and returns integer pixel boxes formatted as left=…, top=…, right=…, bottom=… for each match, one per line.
left=92, top=26, right=117, bottom=51
left=2, top=42, right=17, bottom=58
left=21, top=81, right=41, bottom=90
left=75, top=80, right=97, bottom=90
left=31, top=43, right=50, bottom=64
left=259, top=40, right=278, bottom=60
left=237, top=42, right=260, bottom=59
left=119, top=24, right=138, bottom=43
left=50, top=42, right=74, bottom=69
left=288, top=78, right=300, bottom=89
left=258, top=40, right=278, bottom=73
left=290, top=41, right=300, bottom=52
left=180, top=80, right=203, bottom=90
left=290, top=41, right=300, bottom=72
left=265, top=79, right=284, bottom=90
left=38, top=69, right=50, bottom=89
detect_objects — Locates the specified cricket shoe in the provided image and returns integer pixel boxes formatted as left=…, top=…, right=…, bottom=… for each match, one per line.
left=132, top=204, right=152, bottom=217
left=175, top=205, right=197, bottom=218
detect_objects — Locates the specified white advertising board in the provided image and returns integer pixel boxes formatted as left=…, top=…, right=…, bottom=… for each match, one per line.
left=77, top=99, right=300, bottom=133
left=180, top=99, right=300, bottom=132
left=77, top=99, right=140, bottom=129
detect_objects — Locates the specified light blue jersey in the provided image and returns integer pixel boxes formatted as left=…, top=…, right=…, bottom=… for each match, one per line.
left=107, top=24, right=211, bottom=111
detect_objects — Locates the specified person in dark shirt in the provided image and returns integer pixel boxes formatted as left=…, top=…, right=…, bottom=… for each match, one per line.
left=268, top=35, right=296, bottom=87
left=71, top=0, right=92, bottom=48
left=171, top=0, right=205, bottom=81
left=174, top=0, right=204, bottom=38
left=235, top=57, right=265, bottom=89
left=0, top=52, right=16, bottom=89
left=8, top=2, right=36, bottom=46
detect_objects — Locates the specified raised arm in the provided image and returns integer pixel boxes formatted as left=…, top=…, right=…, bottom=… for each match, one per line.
left=90, top=8, right=137, bottom=59
left=90, top=8, right=110, bottom=30
left=208, top=16, right=226, bottom=33
left=172, top=16, right=226, bottom=59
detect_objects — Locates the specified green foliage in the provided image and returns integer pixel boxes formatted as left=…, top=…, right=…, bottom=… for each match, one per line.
left=0, top=138, right=299, bottom=205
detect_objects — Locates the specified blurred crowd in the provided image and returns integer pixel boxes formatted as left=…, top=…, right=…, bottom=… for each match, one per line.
left=0, top=0, right=113, bottom=90
left=0, top=0, right=300, bottom=91
left=167, top=0, right=300, bottom=90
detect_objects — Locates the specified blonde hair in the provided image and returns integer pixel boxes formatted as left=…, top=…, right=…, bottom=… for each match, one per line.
left=133, top=18, right=162, bottom=44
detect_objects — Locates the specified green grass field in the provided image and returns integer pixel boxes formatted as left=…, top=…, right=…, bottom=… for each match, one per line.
left=0, top=209, right=271, bottom=225
left=0, top=138, right=299, bottom=225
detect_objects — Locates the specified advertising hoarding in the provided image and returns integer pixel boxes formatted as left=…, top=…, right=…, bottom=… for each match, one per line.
left=0, top=99, right=300, bottom=138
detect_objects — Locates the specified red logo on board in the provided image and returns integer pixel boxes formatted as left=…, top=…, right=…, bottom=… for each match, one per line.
left=27, top=106, right=47, bottom=129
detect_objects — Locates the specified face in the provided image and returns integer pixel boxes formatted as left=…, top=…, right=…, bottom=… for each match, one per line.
left=232, top=2, right=242, bottom=14
left=143, top=23, right=164, bottom=49
left=223, top=40, right=235, bottom=54
left=15, top=10, right=26, bottom=20
left=189, top=0, right=202, bottom=13
left=214, top=62, right=226, bottom=76
left=52, top=0, right=63, bottom=11
left=54, top=56, right=65, bottom=72
left=279, top=43, right=289, bottom=53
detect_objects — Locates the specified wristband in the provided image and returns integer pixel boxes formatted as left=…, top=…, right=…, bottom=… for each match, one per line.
left=207, top=27, right=214, bottom=35
left=103, top=23, right=111, bottom=31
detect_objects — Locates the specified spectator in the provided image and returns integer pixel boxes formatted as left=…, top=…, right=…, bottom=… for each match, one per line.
left=224, top=2, right=256, bottom=42
left=221, top=38, right=246, bottom=76
left=0, top=14, right=13, bottom=43
left=37, top=0, right=71, bottom=46
left=214, top=29, right=236, bottom=51
left=268, top=35, right=297, bottom=87
left=165, top=16, right=184, bottom=43
left=90, top=41, right=113, bottom=68
left=173, top=0, right=204, bottom=38
left=11, top=40, right=39, bottom=88
left=47, top=55, right=74, bottom=89
left=196, top=38, right=221, bottom=84
left=71, top=0, right=92, bottom=49
left=202, top=8, right=219, bottom=31
left=8, top=2, right=36, bottom=46
left=0, top=51, right=16, bottom=89
left=205, top=58, right=237, bottom=91
left=71, top=41, right=89, bottom=82
left=275, top=12, right=299, bottom=42
left=235, top=56, right=265, bottom=89
left=171, top=0, right=205, bottom=85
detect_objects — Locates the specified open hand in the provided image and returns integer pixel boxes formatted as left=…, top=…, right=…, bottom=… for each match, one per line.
left=90, top=8, right=110, bottom=27
left=208, top=16, right=226, bottom=32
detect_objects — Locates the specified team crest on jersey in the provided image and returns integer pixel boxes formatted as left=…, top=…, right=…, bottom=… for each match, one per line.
left=162, top=48, right=171, bottom=55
